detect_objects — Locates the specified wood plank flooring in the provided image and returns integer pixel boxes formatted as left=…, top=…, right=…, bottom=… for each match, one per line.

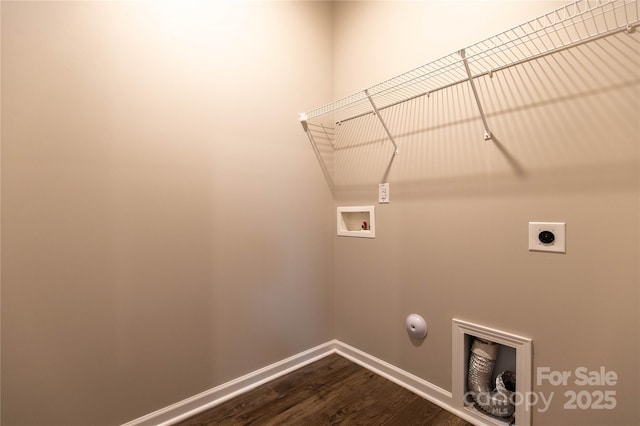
left=174, top=353, right=474, bottom=426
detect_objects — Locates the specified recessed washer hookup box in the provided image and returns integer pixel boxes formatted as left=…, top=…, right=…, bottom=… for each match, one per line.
left=337, top=206, right=375, bottom=238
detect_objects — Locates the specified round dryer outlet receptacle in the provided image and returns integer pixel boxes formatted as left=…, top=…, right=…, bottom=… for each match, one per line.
left=538, top=230, right=555, bottom=244
left=405, top=314, right=427, bottom=339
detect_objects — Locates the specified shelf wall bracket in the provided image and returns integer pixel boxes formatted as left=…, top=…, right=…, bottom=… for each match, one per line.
left=459, top=49, right=492, bottom=141
left=298, top=112, right=309, bottom=132
left=364, top=89, right=400, bottom=155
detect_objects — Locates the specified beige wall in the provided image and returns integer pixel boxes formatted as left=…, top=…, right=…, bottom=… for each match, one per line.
left=332, top=1, right=639, bottom=425
left=1, top=2, right=334, bottom=425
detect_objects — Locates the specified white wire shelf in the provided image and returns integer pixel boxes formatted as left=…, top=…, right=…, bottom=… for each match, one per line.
left=299, top=0, right=639, bottom=138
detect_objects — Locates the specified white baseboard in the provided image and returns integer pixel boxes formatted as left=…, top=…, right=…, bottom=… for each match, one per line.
left=122, top=339, right=486, bottom=426
left=122, top=340, right=338, bottom=426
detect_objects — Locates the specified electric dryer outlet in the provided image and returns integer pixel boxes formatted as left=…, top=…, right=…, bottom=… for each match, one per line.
left=528, top=222, right=566, bottom=253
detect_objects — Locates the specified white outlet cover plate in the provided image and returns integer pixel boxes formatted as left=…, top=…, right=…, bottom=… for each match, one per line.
left=379, top=183, right=390, bottom=204
left=529, top=222, right=566, bottom=253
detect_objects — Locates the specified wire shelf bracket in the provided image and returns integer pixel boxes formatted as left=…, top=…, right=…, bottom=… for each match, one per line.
left=459, top=48, right=492, bottom=141
left=365, top=89, right=400, bottom=155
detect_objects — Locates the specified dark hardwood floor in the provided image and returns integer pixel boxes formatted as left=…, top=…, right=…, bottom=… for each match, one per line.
left=174, top=353, right=474, bottom=426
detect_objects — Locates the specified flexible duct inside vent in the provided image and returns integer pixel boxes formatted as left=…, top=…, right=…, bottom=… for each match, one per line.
left=467, top=338, right=516, bottom=419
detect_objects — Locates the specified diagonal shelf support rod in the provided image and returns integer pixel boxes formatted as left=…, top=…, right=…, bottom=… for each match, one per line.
left=365, top=89, right=400, bottom=155
left=459, top=48, right=492, bottom=141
